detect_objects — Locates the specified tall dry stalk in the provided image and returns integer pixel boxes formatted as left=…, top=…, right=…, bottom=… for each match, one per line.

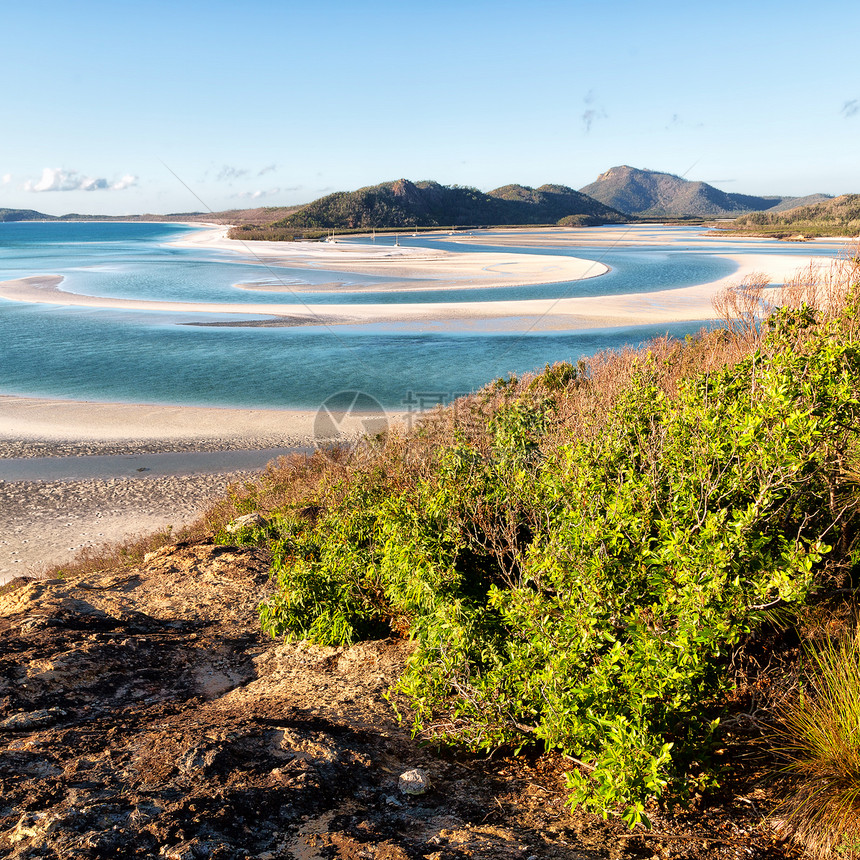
left=778, top=240, right=860, bottom=337
left=711, top=271, right=774, bottom=357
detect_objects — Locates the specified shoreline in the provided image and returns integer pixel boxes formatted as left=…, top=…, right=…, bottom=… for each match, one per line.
left=0, top=395, right=309, bottom=582
left=0, top=391, right=399, bottom=582
left=0, top=393, right=406, bottom=583
left=0, top=393, right=326, bottom=458
left=0, top=225, right=838, bottom=579
left=0, top=248, right=831, bottom=330
left=171, top=224, right=611, bottom=285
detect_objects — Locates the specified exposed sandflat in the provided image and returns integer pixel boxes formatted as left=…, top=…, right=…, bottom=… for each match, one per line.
left=0, top=472, right=246, bottom=582
left=0, top=393, right=320, bottom=452
left=0, top=393, right=400, bottom=583
left=440, top=226, right=852, bottom=250
left=0, top=247, right=831, bottom=330
left=173, top=225, right=609, bottom=287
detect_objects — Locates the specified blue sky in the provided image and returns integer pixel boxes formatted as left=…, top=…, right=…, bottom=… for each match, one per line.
left=2, top=0, right=858, bottom=215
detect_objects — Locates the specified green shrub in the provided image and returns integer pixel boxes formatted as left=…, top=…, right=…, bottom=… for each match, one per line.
left=260, top=305, right=860, bottom=824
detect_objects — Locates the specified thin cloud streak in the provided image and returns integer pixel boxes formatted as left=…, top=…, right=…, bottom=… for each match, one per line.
left=233, top=187, right=283, bottom=199
left=581, top=89, right=607, bottom=133
left=216, top=165, right=249, bottom=182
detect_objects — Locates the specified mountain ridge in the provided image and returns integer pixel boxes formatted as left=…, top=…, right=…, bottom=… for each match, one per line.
left=2, top=169, right=839, bottom=229
left=579, top=165, right=831, bottom=218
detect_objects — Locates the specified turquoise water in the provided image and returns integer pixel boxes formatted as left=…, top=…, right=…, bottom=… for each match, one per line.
left=0, top=222, right=843, bottom=410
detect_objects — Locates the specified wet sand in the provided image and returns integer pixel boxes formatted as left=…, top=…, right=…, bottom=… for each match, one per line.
left=0, top=395, right=395, bottom=582
left=0, top=395, right=322, bottom=459
left=0, top=471, right=251, bottom=582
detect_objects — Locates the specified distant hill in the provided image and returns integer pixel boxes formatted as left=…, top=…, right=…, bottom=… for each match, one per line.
left=729, top=194, right=860, bottom=237
left=0, top=207, right=211, bottom=223
left=190, top=206, right=304, bottom=225
left=0, top=208, right=56, bottom=222
left=0, top=206, right=304, bottom=225
left=579, top=165, right=824, bottom=218
left=759, top=193, right=833, bottom=214
left=487, top=183, right=626, bottom=226
left=271, top=179, right=626, bottom=231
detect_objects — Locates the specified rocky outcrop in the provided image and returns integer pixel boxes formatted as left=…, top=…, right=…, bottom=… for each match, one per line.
left=0, top=540, right=593, bottom=860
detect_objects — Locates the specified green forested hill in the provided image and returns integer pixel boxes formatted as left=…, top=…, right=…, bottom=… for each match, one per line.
left=0, top=208, right=56, bottom=222
left=729, top=193, right=860, bottom=237
left=270, top=178, right=626, bottom=230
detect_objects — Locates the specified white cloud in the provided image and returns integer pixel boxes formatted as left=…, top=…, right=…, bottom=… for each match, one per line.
left=258, top=164, right=277, bottom=176
left=112, top=174, right=138, bottom=190
left=1, top=174, right=11, bottom=185
left=24, top=167, right=137, bottom=193
left=233, top=187, right=282, bottom=199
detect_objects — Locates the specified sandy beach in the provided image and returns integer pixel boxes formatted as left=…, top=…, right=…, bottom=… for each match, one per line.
left=0, top=397, right=305, bottom=582
left=439, top=225, right=853, bottom=249
left=174, top=225, right=611, bottom=287
left=0, top=395, right=326, bottom=459
left=0, top=394, right=401, bottom=582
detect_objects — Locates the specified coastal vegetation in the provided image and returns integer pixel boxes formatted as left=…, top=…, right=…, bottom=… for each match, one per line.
left=0, top=207, right=55, bottom=222
left=176, top=247, right=860, bottom=852
left=227, top=223, right=450, bottom=242
left=728, top=194, right=860, bottom=238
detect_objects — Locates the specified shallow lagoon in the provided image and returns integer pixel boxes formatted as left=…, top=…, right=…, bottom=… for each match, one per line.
left=0, top=222, right=843, bottom=410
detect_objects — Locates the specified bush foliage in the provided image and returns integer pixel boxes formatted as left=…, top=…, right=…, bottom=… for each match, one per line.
left=729, top=193, right=860, bottom=238
left=255, top=300, right=860, bottom=825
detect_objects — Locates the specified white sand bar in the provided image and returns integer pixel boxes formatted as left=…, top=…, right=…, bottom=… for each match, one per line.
left=0, top=248, right=830, bottom=331
left=174, top=226, right=609, bottom=288
left=0, top=394, right=319, bottom=449
left=0, top=224, right=840, bottom=329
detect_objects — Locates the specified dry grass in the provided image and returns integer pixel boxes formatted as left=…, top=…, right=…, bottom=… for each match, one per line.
left=779, top=243, right=860, bottom=339
left=42, top=520, right=209, bottom=580
left=711, top=240, right=860, bottom=352
left=771, top=625, right=860, bottom=859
